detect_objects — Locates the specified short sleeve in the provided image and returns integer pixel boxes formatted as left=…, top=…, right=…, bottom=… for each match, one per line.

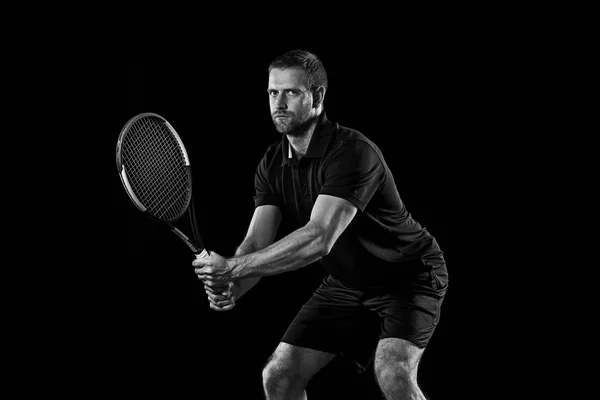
left=319, top=141, right=385, bottom=211
left=253, top=152, right=284, bottom=208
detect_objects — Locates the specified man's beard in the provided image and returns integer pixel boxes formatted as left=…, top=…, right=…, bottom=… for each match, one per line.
left=272, top=109, right=316, bottom=137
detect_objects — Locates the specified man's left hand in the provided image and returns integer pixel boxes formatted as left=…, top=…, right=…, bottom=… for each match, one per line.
left=193, top=250, right=235, bottom=287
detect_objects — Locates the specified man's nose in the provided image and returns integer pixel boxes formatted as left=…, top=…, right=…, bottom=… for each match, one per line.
left=275, top=94, right=287, bottom=110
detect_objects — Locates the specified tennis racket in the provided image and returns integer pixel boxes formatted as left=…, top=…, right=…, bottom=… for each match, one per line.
left=116, top=112, right=208, bottom=260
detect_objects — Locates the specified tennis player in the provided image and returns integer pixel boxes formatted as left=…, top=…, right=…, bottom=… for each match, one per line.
left=194, top=49, right=448, bottom=400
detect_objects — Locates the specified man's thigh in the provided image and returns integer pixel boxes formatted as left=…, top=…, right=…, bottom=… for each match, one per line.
left=280, top=275, right=380, bottom=372
left=266, top=342, right=337, bottom=381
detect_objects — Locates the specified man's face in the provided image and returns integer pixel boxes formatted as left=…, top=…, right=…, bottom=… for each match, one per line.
left=268, top=68, right=315, bottom=136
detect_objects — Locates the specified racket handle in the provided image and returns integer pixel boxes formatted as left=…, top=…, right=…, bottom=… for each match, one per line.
left=196, top=248, right=210, bottom=258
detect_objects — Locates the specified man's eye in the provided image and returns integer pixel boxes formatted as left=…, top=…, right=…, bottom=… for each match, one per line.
left=286, top=90, right=298, bottom=96
left=268, top=91, right=278, bottom=97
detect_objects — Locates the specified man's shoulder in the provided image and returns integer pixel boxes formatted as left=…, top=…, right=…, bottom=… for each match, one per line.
left=265, top=139, right=282, bottom=156
left=257, top=138, right=284, bottom=166
left=330, top=122, right=381, bottom=156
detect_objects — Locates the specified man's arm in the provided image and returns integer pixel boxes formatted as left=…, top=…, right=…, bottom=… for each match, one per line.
left=230, top=194, right=357, bottom=279
left=229, top=205, right=282, bottom=299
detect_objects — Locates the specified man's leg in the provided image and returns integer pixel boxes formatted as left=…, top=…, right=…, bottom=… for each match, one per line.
left=374, top=337, right=427, bottom=400
left=262, top=342, right=336, bottom=400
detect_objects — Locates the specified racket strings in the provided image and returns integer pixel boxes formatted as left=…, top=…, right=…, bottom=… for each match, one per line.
left=121, top=116, right=191, bottom=221
left=128, top=122, right=186, bottom=207
left=125, top=129, right=188, bottom=219
left=128, top=118, right=189, bottom=214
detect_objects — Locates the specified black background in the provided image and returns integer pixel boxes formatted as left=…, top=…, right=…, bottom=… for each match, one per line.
left=102, top=40, right=504, bottom=399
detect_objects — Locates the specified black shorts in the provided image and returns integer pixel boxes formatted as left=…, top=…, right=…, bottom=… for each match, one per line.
left=281, top=267, right=447, bottom=372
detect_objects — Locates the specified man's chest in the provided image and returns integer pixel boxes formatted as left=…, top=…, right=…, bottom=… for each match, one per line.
left=273, top=161, right=324, bottom=219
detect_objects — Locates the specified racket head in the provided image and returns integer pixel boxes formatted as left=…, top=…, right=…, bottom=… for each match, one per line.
left=116, top=112, right=193, bottom=224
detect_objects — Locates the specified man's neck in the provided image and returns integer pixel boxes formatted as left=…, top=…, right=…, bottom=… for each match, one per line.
left=287, top=114, right=319, bottom=158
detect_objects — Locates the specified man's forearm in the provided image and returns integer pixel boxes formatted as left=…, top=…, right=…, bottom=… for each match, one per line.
left=234, top=240, right=257, bottom=257
left=230, top=222, right=328, bottom=279
left=231, top=240, right=262, bottom=300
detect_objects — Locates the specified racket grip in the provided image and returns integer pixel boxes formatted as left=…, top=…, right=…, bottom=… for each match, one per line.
left=196, top=248, right=210, bottom=258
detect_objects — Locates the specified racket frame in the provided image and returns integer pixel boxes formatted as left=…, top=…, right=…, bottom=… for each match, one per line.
left=116, top=112, right=206, bottom=255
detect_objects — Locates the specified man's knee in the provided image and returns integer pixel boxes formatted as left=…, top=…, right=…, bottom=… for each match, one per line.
left=262, top=342, right=335, bottom=398
left=262, top=355, right=303, bottom=394
left=262, top=359, right=285, bottom=389
left=375, top=360, right=414, bottom=389
left=374, top=338, right=424, bottom=393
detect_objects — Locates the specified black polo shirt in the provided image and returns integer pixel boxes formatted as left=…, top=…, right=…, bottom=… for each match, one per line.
left=254, top=113, right=442, bottom=288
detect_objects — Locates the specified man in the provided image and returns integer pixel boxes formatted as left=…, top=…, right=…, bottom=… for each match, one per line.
left=194, top=49, right=448, bottom=400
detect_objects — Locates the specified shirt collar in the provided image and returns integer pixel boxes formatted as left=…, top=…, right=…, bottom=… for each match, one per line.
left=280, top=112, right=334, bottom=167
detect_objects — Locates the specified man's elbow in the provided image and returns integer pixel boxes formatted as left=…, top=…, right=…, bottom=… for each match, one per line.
left=315, top=241, right=329, bottom=259
left=318, top=231, right=336, bottom=258
left=306, top=221, right=337, bottom=258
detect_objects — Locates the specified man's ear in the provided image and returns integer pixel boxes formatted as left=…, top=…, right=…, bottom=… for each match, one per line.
left=312, top=86, right=326, bottom=109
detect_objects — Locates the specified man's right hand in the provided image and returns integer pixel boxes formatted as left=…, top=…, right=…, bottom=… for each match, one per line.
left=204, top=281, right=236, bottom=312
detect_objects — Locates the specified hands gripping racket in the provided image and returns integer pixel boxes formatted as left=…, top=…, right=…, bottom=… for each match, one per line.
left=116, top=112, right=209, bottom=260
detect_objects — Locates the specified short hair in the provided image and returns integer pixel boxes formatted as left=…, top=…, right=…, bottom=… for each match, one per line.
left=268, top=49, right=328, bottom=91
